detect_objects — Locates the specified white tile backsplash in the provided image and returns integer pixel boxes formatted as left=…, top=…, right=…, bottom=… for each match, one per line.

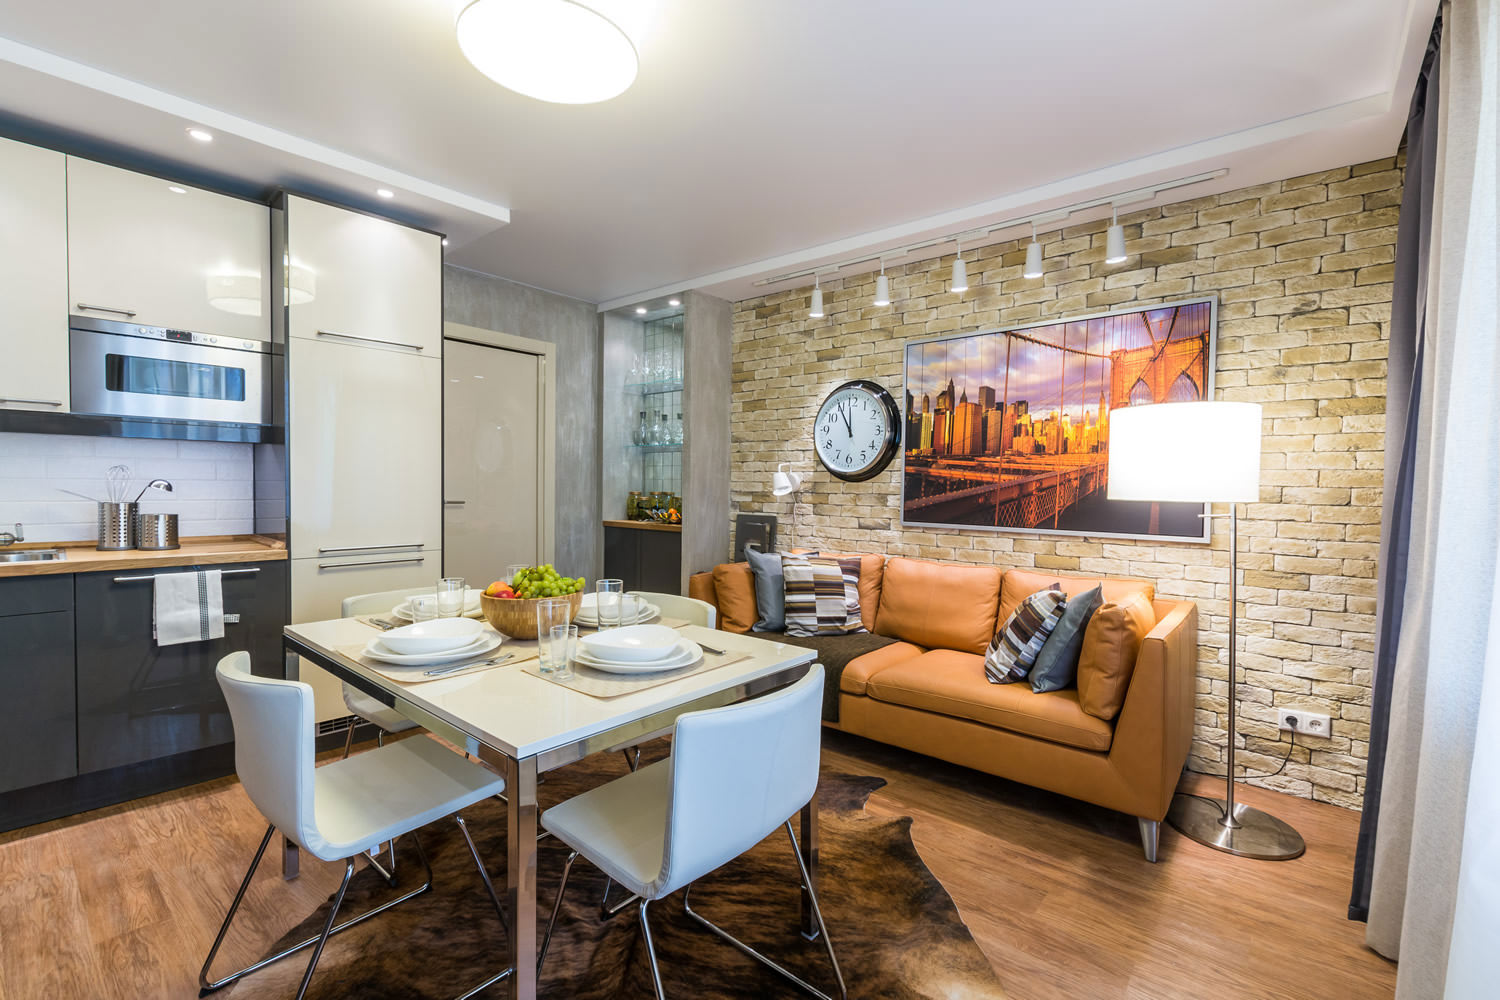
left=0, top=433, right=255, bottom=542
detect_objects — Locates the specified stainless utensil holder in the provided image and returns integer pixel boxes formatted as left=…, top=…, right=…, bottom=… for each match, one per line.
left=136, top=512, right=180, bottom=551
left=97, top=502, right=138, bottom=550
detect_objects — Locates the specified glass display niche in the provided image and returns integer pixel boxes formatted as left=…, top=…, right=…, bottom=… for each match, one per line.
left=625, top=313, right=682, bottom=510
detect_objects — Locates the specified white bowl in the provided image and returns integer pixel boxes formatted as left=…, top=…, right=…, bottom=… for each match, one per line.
left=579, top=623, right=681, bottom=663
left=380, top=616, right=484, bottom=655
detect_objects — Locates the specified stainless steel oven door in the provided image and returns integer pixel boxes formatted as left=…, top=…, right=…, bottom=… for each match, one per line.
left=70, top=326, right=271, bottom=424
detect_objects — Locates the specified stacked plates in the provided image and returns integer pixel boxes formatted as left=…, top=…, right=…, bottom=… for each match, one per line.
left=575, top=624, right=701, bottom=674
left=364, top=617, right=503, bottom=666
left=389, top=588, right=484, bottom=622
left=576, top=592, right=659, bottom=628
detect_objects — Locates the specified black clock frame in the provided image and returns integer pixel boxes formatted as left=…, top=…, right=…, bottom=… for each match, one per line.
left=814, top=378, right=902, bottom=482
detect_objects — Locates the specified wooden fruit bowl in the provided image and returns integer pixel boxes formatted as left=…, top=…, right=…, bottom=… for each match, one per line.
left=480, top=590, right=583, bottom=639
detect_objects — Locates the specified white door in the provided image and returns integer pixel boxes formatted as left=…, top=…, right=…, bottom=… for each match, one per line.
left=0, top=137, right=68, bottom=412
left=288, top=337, right=442, bottom=559
left=286, top=196, right=442, bottom=355
left=66, top=156, right=271, bottom=340
left=444, top=339, right=542, bottom=586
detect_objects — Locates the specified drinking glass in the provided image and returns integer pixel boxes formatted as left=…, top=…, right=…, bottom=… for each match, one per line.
left=506, top=563, right=529, bottom=588
left=595, top=578, right=624, bottom=629
left=536, top=598, right=573, bottom=648
left=541, top=624, right=577, bottom=677
left=409, top=594, right=440, bottom=622
left=436, top=577, right=466, bottom=617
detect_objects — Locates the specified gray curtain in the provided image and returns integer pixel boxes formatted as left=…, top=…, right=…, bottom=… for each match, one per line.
left=1350, top=11, right=1441, bottom=924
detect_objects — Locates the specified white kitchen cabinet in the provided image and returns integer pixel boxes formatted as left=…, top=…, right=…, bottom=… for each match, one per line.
left=286, top=195, right=442, bottom=356
left=288, top=336, right=441, bottom=559
left=66, top=156, right=270, bottom=340
left=0, top=137, right=68, bottom=412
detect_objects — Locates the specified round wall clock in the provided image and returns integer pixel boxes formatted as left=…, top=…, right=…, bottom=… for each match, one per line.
left=813, top=379, right=901, bottom=482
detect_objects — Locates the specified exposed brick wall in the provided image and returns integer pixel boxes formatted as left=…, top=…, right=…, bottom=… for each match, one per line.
left=728, top=155, right=1401, bottom=808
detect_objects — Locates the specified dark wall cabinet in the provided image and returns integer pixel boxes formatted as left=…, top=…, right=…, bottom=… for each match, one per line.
left=604, top=526, right=682, bottom=594
left=0, top=575, right=76, bottom=795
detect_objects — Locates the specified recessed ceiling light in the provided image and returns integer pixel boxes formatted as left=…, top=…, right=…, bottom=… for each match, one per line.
left=456, top=0, right=639, bottom=105
left=167, top=185, right=187, bottom=195
left=186, top=127, right=213, bottom=143
left=668, top=298, right=681, bottom=307
left=376, top=188, right=395, bottom=199
left=635, top=306, right=648, bottom=315
left=441, top=238, right=450, bottom=246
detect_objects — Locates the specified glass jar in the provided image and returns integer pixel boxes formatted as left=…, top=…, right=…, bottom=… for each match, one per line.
left=626, top=492, right=640, bottom=519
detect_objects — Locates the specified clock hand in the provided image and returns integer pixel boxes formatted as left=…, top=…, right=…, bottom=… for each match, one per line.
left=841, top=402, right=853, bottom=436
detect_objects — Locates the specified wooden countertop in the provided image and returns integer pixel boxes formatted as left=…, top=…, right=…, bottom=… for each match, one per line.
left=602, top=519, right=682, bottom=534
left=0, top=535, right=287, bottom=578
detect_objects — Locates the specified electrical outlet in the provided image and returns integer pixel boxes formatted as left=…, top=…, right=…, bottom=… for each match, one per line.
left=1278, top=708, right=1332, bottom=737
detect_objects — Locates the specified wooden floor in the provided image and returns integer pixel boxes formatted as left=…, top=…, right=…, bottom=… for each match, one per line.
left=0, top=731, right=1395, bottom=1000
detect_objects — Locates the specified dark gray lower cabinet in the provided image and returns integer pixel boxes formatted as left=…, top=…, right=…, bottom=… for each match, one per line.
left=603, top=525, right=683, bottom=594
left=73, top=561, right=287, bottom=775
left=0, top=576, right=76, bottom=795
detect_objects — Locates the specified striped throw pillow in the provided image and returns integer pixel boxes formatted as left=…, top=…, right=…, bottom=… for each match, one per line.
left=985, top=586, right=1067, bottom=684
left=783, top=555, right=867, bottom=637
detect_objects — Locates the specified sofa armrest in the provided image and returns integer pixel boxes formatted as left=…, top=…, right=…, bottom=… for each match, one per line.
left=1108, top=600, right=1198, bottom=821
left=688, top=571, right=719, bottom=628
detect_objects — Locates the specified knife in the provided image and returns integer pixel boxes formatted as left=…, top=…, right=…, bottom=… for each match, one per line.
left=423, top=652, right=514, bottom=677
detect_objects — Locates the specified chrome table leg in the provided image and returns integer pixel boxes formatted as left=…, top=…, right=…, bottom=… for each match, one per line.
left=799, top=790, right=819, bottom=940
left=496, top=751, right=540, bottom=1000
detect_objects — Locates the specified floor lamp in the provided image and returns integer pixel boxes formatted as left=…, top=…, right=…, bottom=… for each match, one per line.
left=1108, top=401, right=1305, bottom=861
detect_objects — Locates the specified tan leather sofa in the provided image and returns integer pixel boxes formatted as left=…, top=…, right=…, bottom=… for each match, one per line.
left=689, top=555, right=1198, bottom=861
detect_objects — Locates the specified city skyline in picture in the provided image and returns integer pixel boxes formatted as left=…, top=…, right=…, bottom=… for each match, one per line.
left=901, top=297, right=1216, bottom=542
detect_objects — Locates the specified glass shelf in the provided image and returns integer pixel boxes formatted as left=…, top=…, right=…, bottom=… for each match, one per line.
left=631, top=443, right=682, bottom=452
left=624, top=379, right=683, bottom=395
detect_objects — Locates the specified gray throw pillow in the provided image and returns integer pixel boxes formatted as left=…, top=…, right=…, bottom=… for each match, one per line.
left=1030, top=585, right=1104, bottom=693
left=746, top=546, right=817, bottom=632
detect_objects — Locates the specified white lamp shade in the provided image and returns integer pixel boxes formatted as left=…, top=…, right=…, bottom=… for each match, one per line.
left=455, top=0, right=638, bottom=104
left=951, top=256, right=968, bottom=292
left=1023, top=240, right=1043, bottom=279
left=1107, top=401, right=1262, bottom=503
left=1105, top=222, right=1127, bottom=263
left=809, top=285, right=824, bottom=318
left=874, top=272, right=891, bottom=306
left=772, top=463, right=803, bottom=496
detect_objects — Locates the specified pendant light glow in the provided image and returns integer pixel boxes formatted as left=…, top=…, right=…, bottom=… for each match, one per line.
left=456, top=0, right=639, bottom=105
left=1023, top=222, right=1043, bottom=279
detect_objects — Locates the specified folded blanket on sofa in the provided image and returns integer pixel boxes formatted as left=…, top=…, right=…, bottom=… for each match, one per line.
left=772, top=631, right=898, bottom=722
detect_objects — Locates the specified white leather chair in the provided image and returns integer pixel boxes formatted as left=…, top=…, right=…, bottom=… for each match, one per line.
left=338, top=587, right=433, bottom=751
left=538, top=665, right=845, bottom=1000
left=200, top=653, right=512, bottom=1000
left=629, top=591, right=717, bottom=629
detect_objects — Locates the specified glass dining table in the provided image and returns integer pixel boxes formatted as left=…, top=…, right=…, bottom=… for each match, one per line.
left=281, top=617, right=820, bottom=1000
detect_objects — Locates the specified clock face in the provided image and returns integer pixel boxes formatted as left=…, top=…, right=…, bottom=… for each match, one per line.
left=814, top=380, right=901, bottom=482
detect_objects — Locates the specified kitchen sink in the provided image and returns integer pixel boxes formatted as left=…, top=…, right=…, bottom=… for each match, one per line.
left=0, top=549, right=67, bottom=562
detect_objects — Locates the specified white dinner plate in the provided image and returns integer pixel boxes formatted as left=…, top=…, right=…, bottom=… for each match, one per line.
left=579, top=623, right=681, bottom=663
left=362, top=631, right=503, bottom=666
left=380, top=616, right=484, bottom=655
left=391, top=589, right=484, bottom=622
left=575, top=602, right=659, bottom=626
left=573, top=638, right=701, bottom=674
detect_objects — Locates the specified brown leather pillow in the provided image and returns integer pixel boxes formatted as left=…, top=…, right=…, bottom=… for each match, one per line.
left=874, top=557, right=1002, bottom=655
left=999, top=568, right=1156, bottom=626
left=711, top=562, right=757, bottom=634
left=1076, top=591, right=1157, bottom=720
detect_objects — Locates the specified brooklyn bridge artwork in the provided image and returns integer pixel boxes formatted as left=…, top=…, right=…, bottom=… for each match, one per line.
left=902, top=297, right=1216, bottom=542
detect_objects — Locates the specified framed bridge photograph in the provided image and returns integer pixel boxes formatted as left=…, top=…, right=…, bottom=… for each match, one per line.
left=901, top=295, right=1217, bottom=543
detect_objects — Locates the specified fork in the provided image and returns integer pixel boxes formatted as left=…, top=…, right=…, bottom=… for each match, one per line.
left=423, top=653, right=514, bottom=677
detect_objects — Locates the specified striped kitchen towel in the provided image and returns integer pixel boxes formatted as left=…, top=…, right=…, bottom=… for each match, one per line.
left=154, top=569, right=225, bottom=646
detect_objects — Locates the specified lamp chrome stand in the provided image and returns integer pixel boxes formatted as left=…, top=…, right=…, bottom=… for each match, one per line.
left=1168, top=504, right=1306, bottom=861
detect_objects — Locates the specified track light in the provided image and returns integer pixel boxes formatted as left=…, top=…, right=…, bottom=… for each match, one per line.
left=1024, top=222, right=1043, bottom=279
left=809, top=273, right=824, bottom=318
left=874, top=261, right=890, bottom=306
left=951, top=240, right=968, bottom=293
left=1105, top=205, right=1127, bottom=264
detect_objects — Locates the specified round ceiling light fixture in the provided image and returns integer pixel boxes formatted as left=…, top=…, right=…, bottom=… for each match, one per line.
left=456, top=0, right=639, bottom=105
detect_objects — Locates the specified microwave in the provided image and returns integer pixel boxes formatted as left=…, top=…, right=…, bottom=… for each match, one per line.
left=69, top=316, right=273, bottom=426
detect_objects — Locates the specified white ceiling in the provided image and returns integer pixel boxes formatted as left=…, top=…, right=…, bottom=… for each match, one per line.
left=0, top=0, right=1435, bottom=307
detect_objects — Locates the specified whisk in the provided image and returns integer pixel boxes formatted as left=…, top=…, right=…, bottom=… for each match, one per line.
left=106, top=465, right=132, bottom=503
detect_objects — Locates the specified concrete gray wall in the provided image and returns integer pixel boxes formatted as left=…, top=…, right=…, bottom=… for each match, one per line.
left=681, top=289, right=732, bottom=588
left=444, top=265, right=602, bottom=579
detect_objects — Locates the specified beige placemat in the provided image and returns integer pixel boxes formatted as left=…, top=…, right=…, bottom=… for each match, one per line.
left=523, top=651, right=750, bottom=699
left=338, top=628, right=539, bottom=685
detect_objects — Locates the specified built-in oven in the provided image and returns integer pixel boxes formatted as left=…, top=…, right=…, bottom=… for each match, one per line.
left=69, top=316, right=273, bottom=426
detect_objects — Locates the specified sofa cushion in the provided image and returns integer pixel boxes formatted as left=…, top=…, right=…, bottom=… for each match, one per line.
left=746, top=546, right=816, bottom=632
left=822, top=553, right=886, bottom=631
left=840, top=641, right=926, bottom=695
left=1031, top=585, right=1104, bottom=693
left=983, top=586, right=1066, bottom=684
left=783, top=555, right=866, bottom=637
left=874, top=558, right=1002, bottom=655
left=998, top=568, right=1156, bottom=627
left=711, top=562, right=758, bottom=634
left=864, top=649, right=1114, bottom=752
left=1077, top=591, right=1157, bottom=720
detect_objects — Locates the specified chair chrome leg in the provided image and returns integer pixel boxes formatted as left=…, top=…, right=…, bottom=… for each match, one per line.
left=599, top=876, right=640, bottom=919
left=1137, top=817, right=1160, bottom=863
left=341, top=723, right=356, bottom=760
left=363, top=837, right=399, bottom=888
left=376, top=729, right=385, bottom=748
left=456, top=814, right=508, bottom=933
left=637, top=899, right=668, bottom=1000
left=538, top=849, right=578, bottom=974
left=199, top=826, right=436, bottom=996
left=295, top=858, right=354, bottom=1000
left=678, top=820, right=847, bottom=1000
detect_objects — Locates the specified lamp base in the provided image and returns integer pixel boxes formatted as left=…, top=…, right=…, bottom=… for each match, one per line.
left=1166, top=793, right=1306, bottom=861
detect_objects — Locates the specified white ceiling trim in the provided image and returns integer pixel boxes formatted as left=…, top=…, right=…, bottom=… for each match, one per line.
left=596, top=91, right=1394, bottom=312
left=0, top=34, right=511, bottom=225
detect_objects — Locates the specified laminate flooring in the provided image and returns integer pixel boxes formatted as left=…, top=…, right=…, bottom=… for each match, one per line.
left=0, top=731, right=1396, bottom=999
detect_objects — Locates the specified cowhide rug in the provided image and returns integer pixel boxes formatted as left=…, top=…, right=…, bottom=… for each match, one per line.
left=225, top=742, right=1006, bottom=999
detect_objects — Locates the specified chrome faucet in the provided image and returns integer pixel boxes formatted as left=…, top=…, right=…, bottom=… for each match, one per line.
left=0, top=523, right=22, bottom=546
